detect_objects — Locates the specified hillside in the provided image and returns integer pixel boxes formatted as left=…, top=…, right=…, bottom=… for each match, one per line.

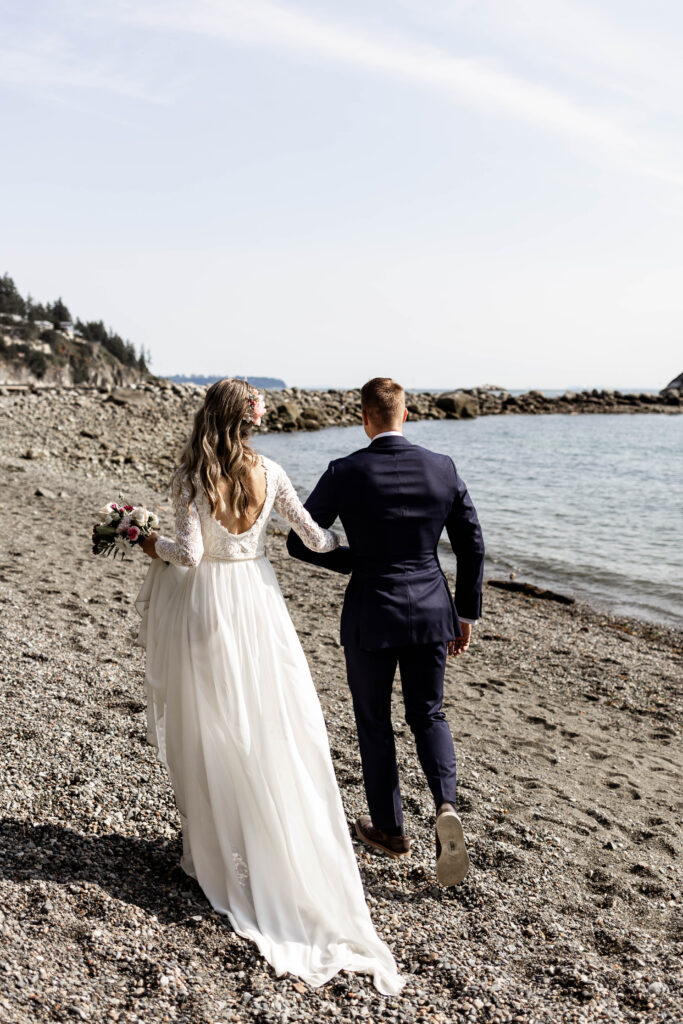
left=0, top=274, right=150, bottom=388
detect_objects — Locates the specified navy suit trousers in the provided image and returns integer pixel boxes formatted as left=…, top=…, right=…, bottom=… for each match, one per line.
left=344, top=642, right=457, bottom=832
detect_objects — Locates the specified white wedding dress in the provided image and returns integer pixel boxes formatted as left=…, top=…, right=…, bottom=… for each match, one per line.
left=135, top=456, right=403, bottom=995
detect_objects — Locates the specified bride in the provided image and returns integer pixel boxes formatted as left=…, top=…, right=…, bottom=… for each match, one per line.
left=135, top=377, right=403, bottom=995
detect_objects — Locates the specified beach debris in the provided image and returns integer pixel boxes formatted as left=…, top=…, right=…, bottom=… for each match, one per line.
left=487, top=579, right=576, bottom=605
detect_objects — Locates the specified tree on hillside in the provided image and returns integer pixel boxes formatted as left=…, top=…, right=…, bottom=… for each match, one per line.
left=1, top=276, right=149, bottom=375
left=76, top=319, right=109, bottom=344
left=76, top=319, right=146, bottom=370
left=25, top=297, right=51, bottom=322
left=0, top=274, right=25, bottom=316
left=50, top=298, right=72, bottom=323
left=138, top=346, right=150, bottom=372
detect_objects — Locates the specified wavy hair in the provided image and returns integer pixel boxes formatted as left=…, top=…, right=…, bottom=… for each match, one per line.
left=174, top=378, right=259, bottom=518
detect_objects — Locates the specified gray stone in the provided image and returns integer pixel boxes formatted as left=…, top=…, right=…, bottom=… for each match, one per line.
left=435, top=392, right=479, bottom=418
left=276, top=402, right=301, bottom=421
left=105, top=388, right=150, bottom=407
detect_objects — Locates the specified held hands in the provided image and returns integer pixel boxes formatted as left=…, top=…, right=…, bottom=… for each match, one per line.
left=448, top=622, right=472, bottom=657
left=140, top=531, right=160, bottom=559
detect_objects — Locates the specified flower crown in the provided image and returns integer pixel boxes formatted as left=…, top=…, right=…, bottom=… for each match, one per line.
left=245, top=385, right=267, bottom=426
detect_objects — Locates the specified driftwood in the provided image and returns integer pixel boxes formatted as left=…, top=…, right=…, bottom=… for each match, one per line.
left=487, top=579, right=576, bottom=605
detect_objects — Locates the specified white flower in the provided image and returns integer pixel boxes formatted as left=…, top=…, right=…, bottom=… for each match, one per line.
left=97, top=503, right=117, bottom=522
left=114, top=536, right=131, bottom=552
left=148, top=513, right=159, bottom=528
left=131, top=507, right=147, bottom=525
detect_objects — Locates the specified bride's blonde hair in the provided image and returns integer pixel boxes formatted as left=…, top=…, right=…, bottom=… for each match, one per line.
left=174, top=377, right=259, bottom=517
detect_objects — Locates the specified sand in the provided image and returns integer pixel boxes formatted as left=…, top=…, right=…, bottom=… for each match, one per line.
left=0, top=387, right=680, bottom=1023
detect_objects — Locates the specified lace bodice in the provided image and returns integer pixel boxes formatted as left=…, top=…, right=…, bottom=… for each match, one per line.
left=154, top=457, right=339, bottom=566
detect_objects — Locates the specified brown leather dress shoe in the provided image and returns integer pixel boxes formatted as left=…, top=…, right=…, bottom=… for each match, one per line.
left=355, top=815, right=410, bottom=859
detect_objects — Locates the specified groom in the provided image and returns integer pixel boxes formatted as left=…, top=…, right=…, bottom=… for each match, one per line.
left=286, top=378, right=485, bottom=885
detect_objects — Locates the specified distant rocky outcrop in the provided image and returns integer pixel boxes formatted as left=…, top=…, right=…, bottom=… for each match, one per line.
left=253, top=384, right=682, bottom=431
left=1, top=381, right=680, bottom=438
left=0, top=274, right=150, bottom=388
left=661, top=372, right=683, bottom=396
left=167, top=374, right=287, bottom=389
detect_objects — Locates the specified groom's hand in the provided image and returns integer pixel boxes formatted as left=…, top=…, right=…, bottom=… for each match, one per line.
left=448, top=623, right=472, bottom=657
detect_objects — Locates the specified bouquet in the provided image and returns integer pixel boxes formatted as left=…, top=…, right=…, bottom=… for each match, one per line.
left=92, top=501, right=160, bottom=559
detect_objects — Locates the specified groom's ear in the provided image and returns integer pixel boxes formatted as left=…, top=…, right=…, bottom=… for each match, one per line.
left=402, top=407, right=408, bottom=423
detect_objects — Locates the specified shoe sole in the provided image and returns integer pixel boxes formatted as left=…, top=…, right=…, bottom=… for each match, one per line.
left=354, top=819, right=410, bottom=860
left=436, top=812, right=470, bottom=885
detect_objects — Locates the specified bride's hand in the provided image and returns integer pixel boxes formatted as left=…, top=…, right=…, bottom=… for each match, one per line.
left=141, top=531, right=160, bottom=559
left=448, top=623, right=472, bottom=657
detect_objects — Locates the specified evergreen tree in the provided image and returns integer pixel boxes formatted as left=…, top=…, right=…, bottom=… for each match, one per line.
left=76, top=320, right=109, bottom=344
left=0, top=274, right=25, bottom=316
left=50, top=297, right=72, bottom=323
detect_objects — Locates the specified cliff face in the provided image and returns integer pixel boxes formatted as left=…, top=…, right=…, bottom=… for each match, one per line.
left=0, top=315, right=149, bottom=388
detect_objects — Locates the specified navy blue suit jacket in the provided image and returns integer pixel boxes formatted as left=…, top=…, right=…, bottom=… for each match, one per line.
left=286, top=435, right=485, bottom=650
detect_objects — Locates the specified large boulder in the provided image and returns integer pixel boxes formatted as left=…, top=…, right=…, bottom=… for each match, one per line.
left=661, top=372, right=683, bottom=394
left=300, top=406, right=323, bottom=421
left=104, top=388, right=150, bottom=407
left=435, top=392, right=479, bottom=419
left=276, top=402, right=300, bottom=421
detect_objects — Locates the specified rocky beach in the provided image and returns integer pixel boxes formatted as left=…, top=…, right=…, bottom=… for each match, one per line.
left=0, top=378, right=682, bottom=441
left=0, top=386, right=681, bottom=1024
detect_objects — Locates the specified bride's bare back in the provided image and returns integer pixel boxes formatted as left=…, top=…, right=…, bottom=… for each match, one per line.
left=213, top=461, right=268, bottom=535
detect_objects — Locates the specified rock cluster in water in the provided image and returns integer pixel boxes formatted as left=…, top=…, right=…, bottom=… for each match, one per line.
left=0, top=379, right=679, bottom=454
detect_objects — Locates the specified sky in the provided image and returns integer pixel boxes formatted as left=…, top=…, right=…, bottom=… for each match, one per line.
left=1, top=0, right=682, bottom=390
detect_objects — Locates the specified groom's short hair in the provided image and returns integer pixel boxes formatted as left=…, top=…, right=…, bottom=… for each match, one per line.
left=361, top=377, right=405, bottom=425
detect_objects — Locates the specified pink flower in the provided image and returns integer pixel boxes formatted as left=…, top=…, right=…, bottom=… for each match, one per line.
left=117, top=516, right=131, bottom=534
left=123, top=504, right=134, bottom=512
left=252, top=396, right=267, bottom=426
left=127, top=525, right=141, bottom=542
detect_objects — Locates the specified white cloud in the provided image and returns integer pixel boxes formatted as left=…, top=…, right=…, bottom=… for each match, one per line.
left=2, top=1, right=682, bottom=183
left=479, top=0, right=683, bottom=106
left=120, top=0, right=683, bottom=184
left=0, top=31, right=162, bottom=102
left=124, top=0, right=628, bottom=142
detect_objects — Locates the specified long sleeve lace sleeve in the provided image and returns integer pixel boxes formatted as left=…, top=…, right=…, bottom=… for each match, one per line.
left=273, top=468, right=340, bottom=553
left=154, top=478, right=204, bottom=567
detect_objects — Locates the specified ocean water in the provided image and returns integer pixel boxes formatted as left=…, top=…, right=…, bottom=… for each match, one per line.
left=255, top=414, right=683, bottom=628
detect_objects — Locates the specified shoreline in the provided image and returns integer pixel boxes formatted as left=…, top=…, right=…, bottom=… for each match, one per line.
left=1, top=384, right=680, bottom=632
left=0, top=380, right=681, bottom=434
